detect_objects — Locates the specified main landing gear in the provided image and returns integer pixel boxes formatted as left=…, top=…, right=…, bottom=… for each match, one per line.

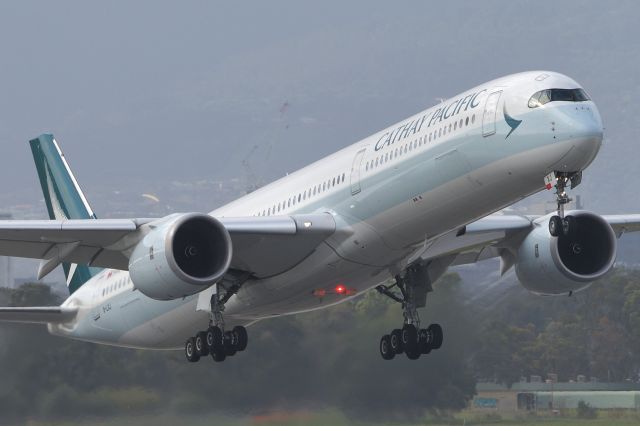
left=548, top=172, right=581, bottom=238
left=376, top=271, right=443, bottom=361
left=185, top=283, right=248, bottom=363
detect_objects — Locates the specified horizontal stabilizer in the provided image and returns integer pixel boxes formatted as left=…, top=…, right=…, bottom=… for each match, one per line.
left=0, top=306, right=77, bottom=324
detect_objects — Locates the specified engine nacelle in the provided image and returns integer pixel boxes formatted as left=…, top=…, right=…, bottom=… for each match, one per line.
left=129, top=213, right=232, bottom=300
left=515, top=211, right=616, bottom=295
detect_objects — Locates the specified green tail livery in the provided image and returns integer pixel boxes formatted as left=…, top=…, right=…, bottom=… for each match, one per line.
left=29, top=134, right=102, bottom=294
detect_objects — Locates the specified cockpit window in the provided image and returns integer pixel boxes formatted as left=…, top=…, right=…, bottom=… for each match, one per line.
left=528, top=88, right=590, bottom=108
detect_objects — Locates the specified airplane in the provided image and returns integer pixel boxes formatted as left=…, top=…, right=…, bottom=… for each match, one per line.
left=0, top=70, right=639, bottom=362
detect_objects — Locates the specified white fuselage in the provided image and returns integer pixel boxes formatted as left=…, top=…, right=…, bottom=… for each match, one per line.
left=50, top=71, right=604, bottom=349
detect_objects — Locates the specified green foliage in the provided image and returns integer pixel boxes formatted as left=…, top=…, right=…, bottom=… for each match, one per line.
left=4, top=268, right=640, bottom=422
left=0, top=276, right=477, bottom=422
left=576, top=400, right=597, bottom=419
left=473, top=268, right=640, bottom=384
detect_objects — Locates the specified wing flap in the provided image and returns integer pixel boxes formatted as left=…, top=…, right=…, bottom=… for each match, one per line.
left=0, top=306, right=77, bottom=324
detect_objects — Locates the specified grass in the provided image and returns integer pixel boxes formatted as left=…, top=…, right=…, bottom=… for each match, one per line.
left=13, top=409, right=640, bottom=426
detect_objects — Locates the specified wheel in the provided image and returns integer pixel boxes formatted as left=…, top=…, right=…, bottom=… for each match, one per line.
left=428, top=323, right=443, bottom=350
left=380, top=335, right=395, bottom=360
left=549, top=215, right=562, bottom=237
left=206, top=326, right=223, bottom=351
left=562, top=215, right=575, bottom=237
left=185, top=337, right=200, bottom=363
left=211, top=347, right=226, bottom=362
left=223, top=331, right=237, bottom=356
left=405, top=346, right=421, bottom=360
left=233, top=326, right=248, bottom=351
left=390, top=328, right=404, bottom=354
left=418, top=329, right=432, bottom=354
left=401, top=324, right=418, bottom=352
left=195, top=331, right=209, bottom=356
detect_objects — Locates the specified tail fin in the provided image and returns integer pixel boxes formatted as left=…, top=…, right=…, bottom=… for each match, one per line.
left=29, top=134, right=101, bottom=293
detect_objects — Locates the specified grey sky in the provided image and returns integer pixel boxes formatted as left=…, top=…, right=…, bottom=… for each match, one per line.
left=0, top=1, right=639, bottom=212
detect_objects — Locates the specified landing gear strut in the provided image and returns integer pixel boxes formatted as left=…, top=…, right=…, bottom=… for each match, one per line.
left=184, top=281, right=248, bottom=363
left=548, top=172, right=581, bottom=237
left=375, top=270, right=443, bottom=361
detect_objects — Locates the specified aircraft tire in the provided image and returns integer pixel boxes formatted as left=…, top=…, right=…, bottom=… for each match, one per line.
left=562, top=215, right=575, bottom=237
left=206, top=326, right=223, bottom=352
left=195, top=331, right=209, bottom=356
left=405, top=346, right=421, bottom=360
left=418, top=329, right=432, bottom=354
left=224, top=331, right=237, bottom=356
left=549, top=215, right=562, bottom=237
left=211, top=347, right=226, bottom=362
left=390, top=328, right=403, bottom=354
left=401, top=324, right=418, bottom=352
left=185, top=337, right=200, bottom=363
left=380, top=335, right=395, bottom=360
left=233, top=326, right=248, bottom=351
left=428, top=323, right=443, bottom=350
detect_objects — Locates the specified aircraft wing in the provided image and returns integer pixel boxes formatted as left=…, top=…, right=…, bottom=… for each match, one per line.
left=419, top=213, right=640, bottom=272
left=0, top=306, right=78, bottom=324
left=0, top=213, right=336, bottom=279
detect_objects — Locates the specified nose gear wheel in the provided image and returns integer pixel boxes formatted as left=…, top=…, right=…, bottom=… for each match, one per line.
left=548, top=172, right=581, bottom=237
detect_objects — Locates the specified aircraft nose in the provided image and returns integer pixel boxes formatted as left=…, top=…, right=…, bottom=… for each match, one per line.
left=551, top=103, right=603, bottom=170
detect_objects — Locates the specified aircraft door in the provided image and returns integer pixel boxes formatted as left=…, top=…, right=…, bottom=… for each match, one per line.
left=350, top=147, right=367, bottom=195
left=482, top=90, right=503, bottom=137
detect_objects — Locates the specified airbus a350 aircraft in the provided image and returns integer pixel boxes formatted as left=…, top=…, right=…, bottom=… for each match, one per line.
left=1, top=71, right=639, bottom=362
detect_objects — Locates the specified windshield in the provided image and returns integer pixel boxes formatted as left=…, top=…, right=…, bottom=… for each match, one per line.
left=528, top=88, right=590, bottom=108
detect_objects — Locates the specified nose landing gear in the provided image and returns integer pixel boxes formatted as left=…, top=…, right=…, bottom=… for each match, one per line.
left=548, top=172, right=581, bottom=237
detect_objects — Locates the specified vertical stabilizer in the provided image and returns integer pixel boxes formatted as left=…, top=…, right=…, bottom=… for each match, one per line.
left=29, top=134, right=101, bottom=293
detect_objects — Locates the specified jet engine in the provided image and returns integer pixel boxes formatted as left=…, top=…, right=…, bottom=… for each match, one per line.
left=515, top=211, right=616, bottom=295
left=129, top=213, right=232, bottom=300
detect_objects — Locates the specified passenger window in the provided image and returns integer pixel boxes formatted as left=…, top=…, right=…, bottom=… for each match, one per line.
left=454, top=121, right=457, bottom=130
left=471, top=114, right=476, bottom=124
left=465, top=116, right=469, bottom=126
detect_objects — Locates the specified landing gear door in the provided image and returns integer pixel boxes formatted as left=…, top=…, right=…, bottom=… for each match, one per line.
left=482, top=90, right=502, bottom=137
left=350, top=147, right=367, bottom=195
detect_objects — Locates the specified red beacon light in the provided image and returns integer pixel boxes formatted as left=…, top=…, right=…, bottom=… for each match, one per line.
left=312, top=284, right=356, bottom=298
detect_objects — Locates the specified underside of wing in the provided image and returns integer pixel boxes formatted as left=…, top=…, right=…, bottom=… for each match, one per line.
left=220, top=214, right=336, bottom=278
